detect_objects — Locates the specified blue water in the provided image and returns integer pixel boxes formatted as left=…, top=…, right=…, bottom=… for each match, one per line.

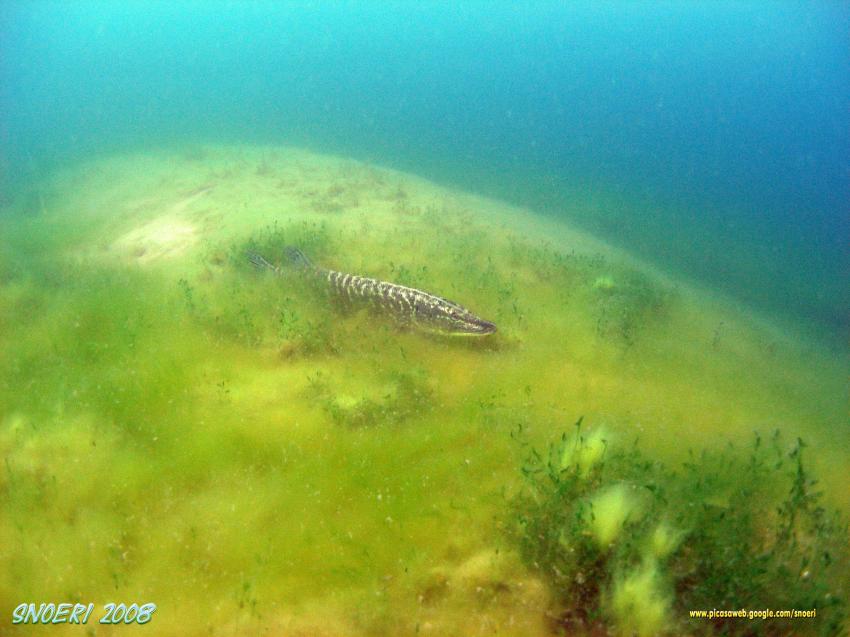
left=1, top=1, right=848, bottom=341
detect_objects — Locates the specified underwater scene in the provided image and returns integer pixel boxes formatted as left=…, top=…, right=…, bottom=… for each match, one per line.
left=1, top=3, right=848, bottom=637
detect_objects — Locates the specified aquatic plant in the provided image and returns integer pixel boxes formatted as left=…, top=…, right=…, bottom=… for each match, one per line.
left=506, top=235, right=606, bottom=288
left=4, top=144, right=847, bottom=636
left=387, top=261, right=430, bottom=289
left=509, top=421, right=848, bottom=636
left=177, top=277, right=196, bottom=313
left=178, top=223, right=343, bottom=354
left=307, top=368, right=433, bottom=428
left=193, top=272, right=336, bottom=354
left=234, top=219, right=333, bottom=270
left=0, top=254, right=203, bottom=449
left=591, top=267, right=671, bottom=348
left=503, top=233, right=674, bottom=346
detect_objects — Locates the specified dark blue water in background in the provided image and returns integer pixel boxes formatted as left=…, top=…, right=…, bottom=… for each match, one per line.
left=1, top=1, right=847, bottom=343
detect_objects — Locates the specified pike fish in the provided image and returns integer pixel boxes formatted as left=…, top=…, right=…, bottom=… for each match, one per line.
left=249, top=246, right=497, bottom=335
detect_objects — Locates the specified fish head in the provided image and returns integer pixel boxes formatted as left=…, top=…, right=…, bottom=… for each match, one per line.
left=418, top=299, right=497, bottom=335
left=451, top=311, right=498, bottom=335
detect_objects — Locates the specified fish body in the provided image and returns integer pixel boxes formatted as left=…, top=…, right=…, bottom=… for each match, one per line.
left=249, top=247, right=497, bottom=336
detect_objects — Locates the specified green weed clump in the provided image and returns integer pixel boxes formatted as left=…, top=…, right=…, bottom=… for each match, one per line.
left=233, top=219, right=333, bottom=270
left=0, top=256, right=197, bottom=441
left=186, top=222, right=340, bottom=354
left=509, top=420, right=848, bottom=636
left=505, top=234, right=672, bottom=344
left=591, top=267, right=671, bottom=347
left=307, top=369, right=433, bottom=428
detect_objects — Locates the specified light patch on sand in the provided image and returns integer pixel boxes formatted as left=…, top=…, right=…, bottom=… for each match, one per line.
left=113, top=215, right=197, bottom=263
left=109, top=183, right=215, bottom=264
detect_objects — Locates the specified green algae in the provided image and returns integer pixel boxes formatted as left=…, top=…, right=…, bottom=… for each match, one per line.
left=1, top=146, right=848, bottom=636
left=308, top=367, right=434, bottom=429
left=510, top=421, right=849, bottom=636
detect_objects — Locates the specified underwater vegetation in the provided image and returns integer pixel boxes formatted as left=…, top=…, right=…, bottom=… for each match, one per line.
left=236, top=218, right=335, bottom=268
left=589, top=268, right=671, bottom=348
left=307, top=368, right=433, bottom=429
left=509, top=421, right=848, bottom=636
left=0, top=245, right=197, bottom=439
left=2, top=147, right=848, bottom=636
left=192, top=221, right=341, bottom=355
left=204, top=220, right=512, bottom=352
left=505, top=233, right=675, bottom=349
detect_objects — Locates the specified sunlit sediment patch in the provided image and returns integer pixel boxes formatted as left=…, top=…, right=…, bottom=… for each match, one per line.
left=108, top=184, right=216, bottom=263
left=112, top=216, right=197, bottom=263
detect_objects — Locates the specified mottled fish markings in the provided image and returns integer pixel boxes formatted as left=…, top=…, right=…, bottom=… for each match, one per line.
left=248, top=246, right=497, bottom=335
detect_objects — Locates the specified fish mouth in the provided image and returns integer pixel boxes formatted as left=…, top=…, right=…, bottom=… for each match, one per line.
left=459, top=319, right=497, bottom=335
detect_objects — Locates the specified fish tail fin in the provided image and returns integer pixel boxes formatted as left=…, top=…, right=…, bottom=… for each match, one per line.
left=247, top=251, right=277, bottom=271
left=284, top=246, right=313, bottom=269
